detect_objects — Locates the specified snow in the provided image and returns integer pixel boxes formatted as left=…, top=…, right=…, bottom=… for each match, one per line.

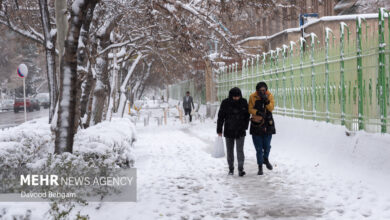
left=238, top=13, right=385, bottom=47
left=71, top=0, right=85, bottom=15
left=353, top=0, right=390, bottom=14
left=74, top=118, right=136, bottom=164
left=2, top=106, right=390, bottom=219
left=92, top=112, right=390, bottom=219
left=237, top=36, right=268, bottom=45
left=0, top=116, right=136, bottom=170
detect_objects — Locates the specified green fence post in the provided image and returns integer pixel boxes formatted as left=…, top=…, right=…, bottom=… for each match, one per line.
left=256, top=54, right=259, bottom=91
left=275, top=48, right=281, bottom=109
left=244, top=59, right=247, bottom=92
left=378, top=9, right=388, bottom=133
left=231, top=64, right=233, bottom=92
left=222, top=65, right=224, bottom=100
left=226, top=65, right=229, bottom=98
left=225, top=65, right=228, bottom=98
left=231, top=63, right=234, bottom=89
left=283, top=45, right=288, bottom=115
left=262, top=52, right=266, bottom=82
left=387, top=10, right=390, bottom=112
left=357, top=17, right=365, bottom=130
left=217, top=69, right=220, bottom=101
left=252, top=57, right=255, bottom=96
left=310, top=33, right=318, bottom=121
left=325, top=28, right=333, bottom=123
left=230, top=63, right=233, bottom=89
left=226, top=65, right=229, bottom=93
left=235, top=62, right=239, bottom=87
left=270, top=50, right=276, bottom=110
left=229, top=64, right=232, bottom=92
left=300, top=37, right=305, bottom=118
left=247, top=58, right=250, bottom=95
left=290, top=41, right=296, bottom=117
left=340, top=22, right=348, bottom=126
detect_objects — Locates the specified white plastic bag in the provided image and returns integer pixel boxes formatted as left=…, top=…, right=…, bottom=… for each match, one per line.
left=212, top=136, right=225, bottom=158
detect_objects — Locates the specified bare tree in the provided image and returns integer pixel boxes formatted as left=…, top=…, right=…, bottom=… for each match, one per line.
left=1, top=0, right=58, bottom=122
left=55, top=0, right=99, bottom=154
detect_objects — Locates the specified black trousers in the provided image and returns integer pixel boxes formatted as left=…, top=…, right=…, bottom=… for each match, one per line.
left=225, top=137, right=245, bottom=171
left=184, top=108, right=192, bottom=122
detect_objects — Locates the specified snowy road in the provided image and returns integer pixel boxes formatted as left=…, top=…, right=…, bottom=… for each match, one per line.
left=0, top=109, right=49, bottom=129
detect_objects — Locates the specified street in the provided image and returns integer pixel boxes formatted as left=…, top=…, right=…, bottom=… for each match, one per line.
left=0, top=109, right=49, bottom=129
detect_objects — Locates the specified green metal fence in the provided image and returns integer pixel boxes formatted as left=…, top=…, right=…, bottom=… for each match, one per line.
left=168, top=80, right=206, bottom=104
left=217, top=9, right=390, bottom=133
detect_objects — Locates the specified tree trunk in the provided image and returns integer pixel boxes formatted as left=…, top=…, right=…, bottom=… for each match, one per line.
left=80, top=66, right=94, bottom=121
left=107, top=51, right=117, bottom=121
left=75, top=5, right=96, bottom=129
left=55, top=0, right=98, bottom=154
left=90, top=15, right=123, bottom=125
left=38, top=0, right=58, bottom=123
left=117, top=53, right=143, bottom=117
left=55, top=0, right=68, bottom=70
left=84, top=77, right=96, bottom=128
left=91, top=56, right=109, bottom=125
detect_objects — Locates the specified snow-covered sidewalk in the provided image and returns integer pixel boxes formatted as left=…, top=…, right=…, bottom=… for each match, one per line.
left=2, top=110, right=390, bottom=219
left=88, top=122, right=251, bottom=220
left=90, top=113, right=390, bottom=220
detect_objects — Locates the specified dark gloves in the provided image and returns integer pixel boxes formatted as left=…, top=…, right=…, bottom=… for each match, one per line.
left=256, top=110, right=265, bottom=117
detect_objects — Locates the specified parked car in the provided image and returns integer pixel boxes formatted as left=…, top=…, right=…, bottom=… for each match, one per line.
left=31, top=99, right=40, bottom=111
left=1, top=99, right=14, bottom=111
left=39, top=97, right=49, bottom=109
left=14, top=98, right=33, bottom=113
left=36, top=93, right=50, bottom=109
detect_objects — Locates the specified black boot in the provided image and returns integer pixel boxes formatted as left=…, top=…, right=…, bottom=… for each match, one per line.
left=257, top=165, right=263, bottom=175
left=228, top=168, right=234, bottom=175
left=263, top=158, right=273, bottom=170
left=238, top=169, right=246, bottom=177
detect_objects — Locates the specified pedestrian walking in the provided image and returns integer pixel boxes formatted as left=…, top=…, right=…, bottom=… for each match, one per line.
left=183, top=91, right=195, bottom=122
left=217, top=87, right=250, bottom=176
left=248, top=82, right=276, bottom=175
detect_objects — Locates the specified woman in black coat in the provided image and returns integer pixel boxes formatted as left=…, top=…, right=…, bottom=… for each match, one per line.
left=217, top=87, right=250, bottom=176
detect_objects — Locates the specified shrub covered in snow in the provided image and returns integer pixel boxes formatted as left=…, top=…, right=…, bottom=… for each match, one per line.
left=0, top=117, right=137, bottom=219
left=0, top=117, right=136, bottom=196
left=0, top=119, right=52, bottom=171
left=0, top=117, right=136, bottom=171
left=73, top=118, right=136, bottom=168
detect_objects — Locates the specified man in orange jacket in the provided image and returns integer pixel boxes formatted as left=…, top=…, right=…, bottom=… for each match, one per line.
left=248, top=82, right=276, bottom=175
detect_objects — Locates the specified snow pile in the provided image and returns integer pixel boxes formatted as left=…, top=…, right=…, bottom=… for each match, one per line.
left=0, top=117, right=137, bottom=219
left=0, top=118, right=52, bottom=169
left=0, top=117, right=137, bottom=170
left=74, top=117, right=137, bottom=167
